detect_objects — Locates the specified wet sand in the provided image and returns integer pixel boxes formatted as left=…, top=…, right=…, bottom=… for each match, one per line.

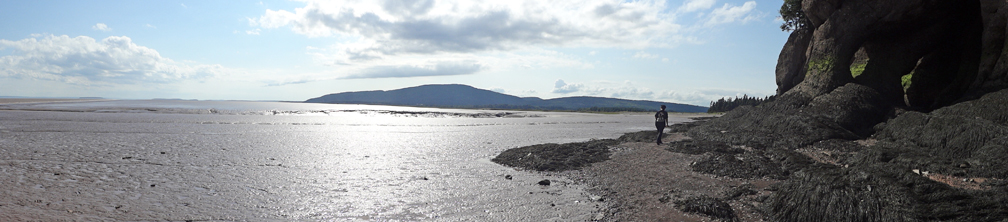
left=1, top=101, right=728, bottom=221
left=565, top=133, right=776, bottom=221
left=0, top=98, right=105, bottom=105
left=1, top=107, right=665, bottom=221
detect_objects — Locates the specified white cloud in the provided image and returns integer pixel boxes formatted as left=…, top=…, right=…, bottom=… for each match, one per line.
left=339, top=60, right=483, bottom=79
left=256, top=0, right=684, bottom=50
left=0, top=35, right=228, bottom=85
left=545, top=79, right=772, bottom=106
left=552, top=79, right=643, bottom=97
left=705, top=1, right=758, bottom=26
left=610, top=85, right=654, bottom=98
left=294, top=44, right=591, bottom=83
left=678, top=0, right=716, bottom=13
left=248, top=0, right=765, bottom=84
left=181, top=3, right=187, bottom=8
left=246, top=29, right=261, bottom=35
left=633, top=51, right=659, bottom=59
left=144, top=24, right=156, bottom=29
left=662, top=58, right=669, bottom=62
left=553, top=79, right=587, bottom=94
left=253, top=0, right=686, bottom=80
left=92, top=23, right=111, bottom=31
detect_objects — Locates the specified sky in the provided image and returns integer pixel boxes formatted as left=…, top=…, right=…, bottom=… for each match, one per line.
left=0, top=0, right=790, bottom=106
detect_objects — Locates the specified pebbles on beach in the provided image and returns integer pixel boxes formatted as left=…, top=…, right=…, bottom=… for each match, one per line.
left=538, top=179, right=551, bottom=186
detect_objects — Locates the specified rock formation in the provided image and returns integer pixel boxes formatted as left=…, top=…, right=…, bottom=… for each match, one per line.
left=777, top=0, right=1006, bottom=111
left=689, top=0, right=1008, bottom=221
left=493, top=1, right=1008, bottom=220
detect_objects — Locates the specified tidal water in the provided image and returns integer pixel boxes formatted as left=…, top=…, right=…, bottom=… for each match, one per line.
left=0, top=100, right=686, bottom=221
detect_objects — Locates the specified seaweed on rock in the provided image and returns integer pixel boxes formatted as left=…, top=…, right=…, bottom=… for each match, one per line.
left=617, top=130, right=665, bottom=143
left=673, top=195, right=737, bottom=221
left=767, top=164, right=919, bottom=222
left=491, top=139, right=618, bottom=171
left=676, top=87, right=1008, bottom=221
left=665, top=139, right=737, bottom=155
left=691, top=151, right=788, bottom=180
left=872, top=106, right=1008, bottom=178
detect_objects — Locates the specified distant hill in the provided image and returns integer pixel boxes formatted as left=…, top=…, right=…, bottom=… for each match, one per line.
left=304, top=84, right=708, bottom=113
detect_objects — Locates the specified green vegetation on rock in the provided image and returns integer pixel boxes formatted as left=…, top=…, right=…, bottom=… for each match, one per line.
left=850, top=63, right=867, bottom=78
left=806, top=57, right=835, bottom=76
left=901, top=73, right=913, bottom=92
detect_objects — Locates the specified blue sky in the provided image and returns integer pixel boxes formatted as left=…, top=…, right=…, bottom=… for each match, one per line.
left=0, top=0, right=789, bottom=106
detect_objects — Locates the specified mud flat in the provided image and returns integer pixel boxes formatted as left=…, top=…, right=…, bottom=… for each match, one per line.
left=1, top=104, right=675, bottom=221
left=0, top=98, right=108, bottom=105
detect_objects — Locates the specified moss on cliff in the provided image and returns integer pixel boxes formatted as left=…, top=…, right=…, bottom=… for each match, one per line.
left=806, top=57, right=835, bottom=76
left=901, top=73, right=914, bottom=92
left=850, top=63, right=867, bottom=78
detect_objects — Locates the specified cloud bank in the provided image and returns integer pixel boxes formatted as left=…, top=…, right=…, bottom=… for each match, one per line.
left=251, top=0, right=764, bottom=81
left=254, top=0, right=757, bottom=80
left=254, top=0, right=684, bottom=52
left=550, top=79, right=770, bottom=106
left=0, top=35, right=227, bottom=85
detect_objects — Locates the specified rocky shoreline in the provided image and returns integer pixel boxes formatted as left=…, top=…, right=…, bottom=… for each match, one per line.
left=493, top=89, right=1008, bottom=221
left=494, top=117, right=781, bottom=221
left=492, top=0, right=1008, bottom=220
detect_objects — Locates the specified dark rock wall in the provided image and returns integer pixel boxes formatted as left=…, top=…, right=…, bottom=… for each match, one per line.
left=686, top=1, right=1008, bottom=221
left=776, top=0, right=1008, bottom=111
left=973, top=0, right=1008, bottom=96
left=775, top=28, right=812, bottom=94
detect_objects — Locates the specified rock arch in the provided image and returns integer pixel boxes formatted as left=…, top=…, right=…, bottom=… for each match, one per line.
left=776, top=0, right=1006, bottom=112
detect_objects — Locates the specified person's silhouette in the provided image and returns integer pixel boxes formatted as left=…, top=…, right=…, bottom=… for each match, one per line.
left=655, top=105, right=668, bottom=145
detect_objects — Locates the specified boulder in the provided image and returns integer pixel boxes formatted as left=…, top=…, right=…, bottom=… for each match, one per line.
left=537, top=179, right=551, bottom=186
left=776, top=27, right=812, bottom=94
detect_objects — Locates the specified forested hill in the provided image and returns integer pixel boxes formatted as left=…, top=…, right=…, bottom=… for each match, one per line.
left=304, top=84, right=708, bottom=113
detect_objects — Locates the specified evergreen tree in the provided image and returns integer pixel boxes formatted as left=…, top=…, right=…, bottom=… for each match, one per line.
left=707, top=95, right=776, bottom=113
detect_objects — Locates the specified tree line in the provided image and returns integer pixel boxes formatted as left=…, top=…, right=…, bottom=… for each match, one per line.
left=708, top=95, right=776, bottom=113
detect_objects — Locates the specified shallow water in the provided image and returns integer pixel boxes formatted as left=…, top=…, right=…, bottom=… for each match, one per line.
left=0, top=100, right=685, bottom=221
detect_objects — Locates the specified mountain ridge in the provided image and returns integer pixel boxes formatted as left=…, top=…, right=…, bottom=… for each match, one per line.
left=304, top=84, right=708, bottom=112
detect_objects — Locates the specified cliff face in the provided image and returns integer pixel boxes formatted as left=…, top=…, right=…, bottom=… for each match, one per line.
left=679, top=1, right=1008, bottom=221
left=776, top=0, right=1007, bottom=111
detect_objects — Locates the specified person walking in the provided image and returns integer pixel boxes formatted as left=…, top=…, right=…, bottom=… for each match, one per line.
left=655, top=105, right=669, bottom=145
